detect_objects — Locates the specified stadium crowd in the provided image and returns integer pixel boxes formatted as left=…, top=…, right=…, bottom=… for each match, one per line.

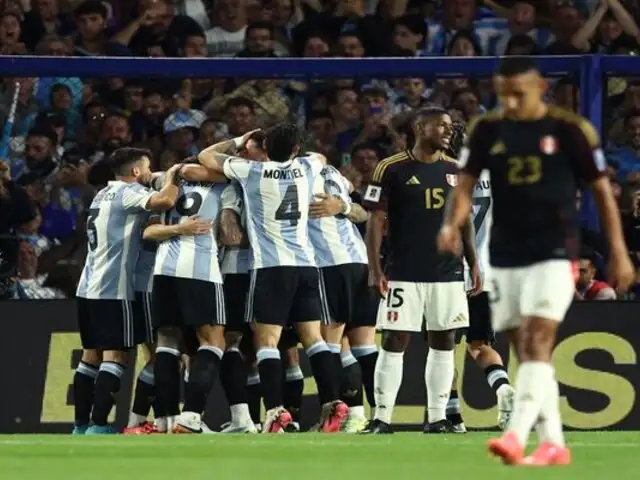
left=0, top=0, right=639, bottom=301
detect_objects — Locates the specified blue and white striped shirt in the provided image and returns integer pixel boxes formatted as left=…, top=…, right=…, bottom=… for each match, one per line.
left=464, top=170, right=493, bottom=293
left=309, top=166, right=367, bottom=268
left=77, top=181, right=154, bottom=300
left=220, top=181, right=250, bottom=275
left=223, top=155, right=323, bottom=269
left=154, top=181, right=225, bottom=284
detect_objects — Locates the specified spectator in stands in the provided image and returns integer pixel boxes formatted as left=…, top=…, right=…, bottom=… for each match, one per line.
left=72, top=0, right=131, bottom=56
left=14, top=125, right=59, bottom=182
left=90, top=112, right=132, bottom=163
left=486, top=1, right=549, bottom=55
left=552, top=76, right=579, bottom=112
left=391, top=14, right=427, bottom=55
left=292, top=0, right=389, bottom=56
left=21, top=0, right=76, bottom=52
left=328, top=87, right=360, bottom=144
left=221, top=96, right=257, bottom=136
left=236, top=21, right=278, bottom=57
left=300, top=31, right=331, bottom=57
left=197, top=117, right=229, bottom=150
left=391, top=78, right=431, bottom=115
left=576, top=247, right=617, bottom=300
left=571, top=0, right=640, bottom=54
left=0, top=10, right=26, bottom=54
left=114, top=0, right=203, bottom=56
left=607, top=110, right=640, bottom=184
left=504, top=32, right=538, bottom=55
left=544, top=1, right=584, bottom=54
left=426, top=0, right=502, bottom=55
left=206, top=0, right=248, bottom=57
left=337, top=29, right=368, bottom=57
left=0, top=77, right=38, bottom=144
left=162, top=109, right=206, bottom=157
left=0, top=162, right=36, bottom=300
left=349, top=141, right=384, bottom=193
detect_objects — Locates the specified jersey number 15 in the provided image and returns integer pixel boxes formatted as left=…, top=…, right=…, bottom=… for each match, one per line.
left=276, top=185, right=301, bottom=226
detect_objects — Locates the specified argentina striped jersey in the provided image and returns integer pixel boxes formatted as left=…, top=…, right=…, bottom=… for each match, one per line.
left=154, top=181, right=225, bottom=284
left=223, top=155, right=323, bottom=269
left=77, top=181, right=154, bottom=299
left=309, top=165, right=367, bottom=267
left=465, top=170, right=493, bottom=292
left=134, top=176, right=165, bottom=293
left=220, top=181, right=250, bottom=275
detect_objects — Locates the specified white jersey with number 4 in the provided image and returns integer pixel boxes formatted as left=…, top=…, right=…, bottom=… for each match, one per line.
left=223, top=154, right=322, bottom=269
left=465, top=170, right=492, bottom=292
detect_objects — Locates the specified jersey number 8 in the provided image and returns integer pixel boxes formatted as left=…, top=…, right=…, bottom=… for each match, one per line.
left=276, top=185, right=301, bottom=226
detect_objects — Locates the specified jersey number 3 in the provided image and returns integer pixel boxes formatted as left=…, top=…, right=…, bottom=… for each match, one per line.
left=276, top=185, right=301, bottom=226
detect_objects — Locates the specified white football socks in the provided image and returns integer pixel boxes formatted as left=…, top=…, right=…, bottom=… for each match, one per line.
left=535, top=373, right=565, bottom=446
left=509, top=361, right=554, bottom=445
left=425, top=348, right=455, bottom=423
left=373, top=349, right=404, bottom=424
left=230, top=403, right=253, bottom=425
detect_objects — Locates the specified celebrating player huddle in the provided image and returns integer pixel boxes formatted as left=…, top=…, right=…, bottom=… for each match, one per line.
left=71, top=56, right=633, bottom=468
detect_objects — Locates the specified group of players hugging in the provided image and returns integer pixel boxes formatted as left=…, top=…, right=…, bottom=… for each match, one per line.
left=71, top=57, right=635, bottom=468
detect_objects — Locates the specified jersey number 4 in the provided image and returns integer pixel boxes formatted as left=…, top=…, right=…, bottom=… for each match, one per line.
left=276, top=185, right=301, bottom=226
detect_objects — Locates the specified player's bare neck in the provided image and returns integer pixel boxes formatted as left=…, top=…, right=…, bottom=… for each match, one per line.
left=410, top=145, right=440, bottom=163
left=115, top=175, right=136, bottom=184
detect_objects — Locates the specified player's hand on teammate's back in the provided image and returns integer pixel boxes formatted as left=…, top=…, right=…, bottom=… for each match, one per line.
left=437, top=225, right=463, bottom=257
left=607, top=250, right=635, bottom=293
left=310, top=193, right=343, bottom=218
left=177, top=216, right=212, bottom=236
left=469, top=263, right=483, bottom=296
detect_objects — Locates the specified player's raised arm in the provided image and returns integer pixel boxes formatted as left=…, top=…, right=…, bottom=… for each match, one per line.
left=439, top=117, right=489, bottom=255
left=198, top=130, right=261, bottom=173
left=568, top=117, right=635, bottom=291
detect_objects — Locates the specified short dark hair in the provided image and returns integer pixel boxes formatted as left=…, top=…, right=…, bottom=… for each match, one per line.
left=264, top=123, right=301, bottom=163
left=580, top=246, right=596, bottom=263
left=225, top=97, right=254, bottom=112
left=247, top=130, right=266, bottom=147
left=74, top=0, right=108, bottom=19
left=496, top=56, right=540, bottom=77
left=306, top=111, right=333, bottom=126
left=27, top=125, right=57, bottom=145
left=246, top=21, right=275, bottom=36
left=413, top=106, right=449, bottom=125
left=108, top=147, right=151, bottom=176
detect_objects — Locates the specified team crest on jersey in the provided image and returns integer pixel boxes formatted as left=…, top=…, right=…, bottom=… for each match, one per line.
left=445, top=174, right=459, bottom=187
left=387, top=311, right=399, bottom=322
left=540, top=135, right=558, bottom=155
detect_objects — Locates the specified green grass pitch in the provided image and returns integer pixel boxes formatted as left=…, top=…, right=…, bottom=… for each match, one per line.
left=0, top=432, right=637, bottom=480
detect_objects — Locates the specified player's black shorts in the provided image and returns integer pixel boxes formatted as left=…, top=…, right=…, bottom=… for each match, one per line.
left=318, top=263, right=369, bottom=326
left=76, top=297, right=147, bottom=350
left=248, top=266, right=321, bottom=326
left=133, top=291, right=155, bottom=344
left=223, top=273, right=250, bottom=332
left=152, top=275, right=226, bottom=329
left=455, top=291, right=494, bottom=344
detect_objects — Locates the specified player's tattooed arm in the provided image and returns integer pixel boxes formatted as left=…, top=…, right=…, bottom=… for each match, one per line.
left=346, top=202, right=369, bottom=223
left=143, top=216, right=212, bottom=241
left=198, top=129, right=261, bottom=171
left=179, top=164, right=227, bottom=183
left=219, top=209, right=247, bottom=247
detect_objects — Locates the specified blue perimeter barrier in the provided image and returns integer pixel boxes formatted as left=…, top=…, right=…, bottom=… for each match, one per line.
left=1, top=54, right=636, bottom=230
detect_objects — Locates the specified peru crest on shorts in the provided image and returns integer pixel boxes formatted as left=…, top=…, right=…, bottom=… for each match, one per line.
left=540, top=135, right=558, bottom=155
left=445, top=174, right=459, bottom=187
